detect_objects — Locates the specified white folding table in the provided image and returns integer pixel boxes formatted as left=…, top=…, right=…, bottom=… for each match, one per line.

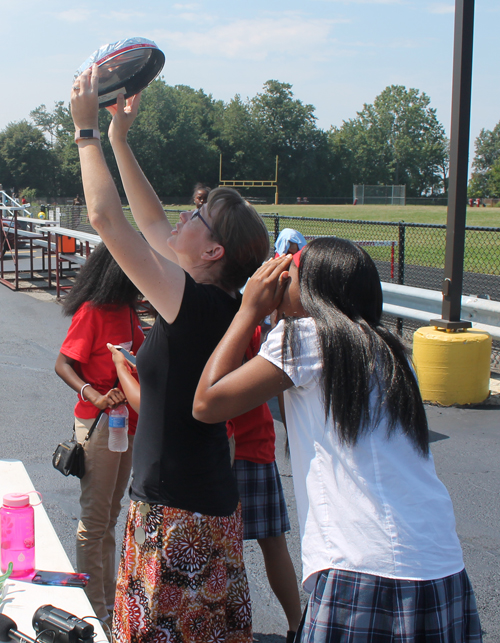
left=0, top=460, right=107, bottom=641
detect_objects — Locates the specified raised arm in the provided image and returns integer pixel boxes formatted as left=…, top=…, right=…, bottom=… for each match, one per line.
left=71, top=66, right=185, bottom=323
left=106, top=94, right=178, bottom=263
left=193, top=255, right=294, bottom=423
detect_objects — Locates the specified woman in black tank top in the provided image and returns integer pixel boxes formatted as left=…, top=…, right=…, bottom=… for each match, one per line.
left=70, top=66, right=269, bottom=642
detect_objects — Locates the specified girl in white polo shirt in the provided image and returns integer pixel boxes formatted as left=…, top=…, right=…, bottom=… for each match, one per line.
left=193, top=238, right=482, bottom=643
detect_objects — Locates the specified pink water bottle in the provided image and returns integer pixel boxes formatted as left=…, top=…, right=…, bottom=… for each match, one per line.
left=0, top=493, right=37, bottom=579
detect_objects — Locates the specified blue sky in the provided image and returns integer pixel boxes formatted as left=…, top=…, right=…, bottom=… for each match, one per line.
left=0, top=0, right=498, bottom=161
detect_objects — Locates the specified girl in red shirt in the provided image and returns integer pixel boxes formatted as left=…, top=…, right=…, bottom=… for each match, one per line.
left=55, top=243, right=144, bottom=625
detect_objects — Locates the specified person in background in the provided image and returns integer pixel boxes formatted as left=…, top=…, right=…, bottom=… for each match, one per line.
left=192, top=183, right=211, bottom=209
left=194, top=239, right=482, bottom=643
left=55, top=243, right=144, bottom=625
left=227, top=326, right=302, bottom=643
left=274, top=228, right=307, bottom=258
left=260, top=227, right=307, bottom=340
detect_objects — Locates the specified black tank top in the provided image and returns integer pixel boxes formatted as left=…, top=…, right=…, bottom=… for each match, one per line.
left=131, top=273, right=240, bottom=516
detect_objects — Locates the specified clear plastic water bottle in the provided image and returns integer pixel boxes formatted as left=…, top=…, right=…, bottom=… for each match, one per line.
left=0, top=493, right=36, bottom=579
left=108, top=405, right=129, bottom=452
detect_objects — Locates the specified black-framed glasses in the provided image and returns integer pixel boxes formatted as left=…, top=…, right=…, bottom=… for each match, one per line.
left=191, top=207, right=216, bottom=236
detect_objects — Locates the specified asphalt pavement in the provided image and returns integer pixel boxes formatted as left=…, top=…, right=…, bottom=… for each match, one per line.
left=0, top=284, right=499, bottom=642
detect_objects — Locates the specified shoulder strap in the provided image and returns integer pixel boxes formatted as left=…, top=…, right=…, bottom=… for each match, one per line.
left=81, top=377, right=120, bottom=444
left=82, top=411, right=104, bottom=445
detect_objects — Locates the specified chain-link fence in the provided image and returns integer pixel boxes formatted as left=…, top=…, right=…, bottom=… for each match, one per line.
left=260, top=214, right=500, bottom=298
left=57, top=206, right=500, bottom=369
left=58, top=207, right=500, bottom=298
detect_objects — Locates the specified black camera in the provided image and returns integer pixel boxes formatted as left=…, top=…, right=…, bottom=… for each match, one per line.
left=32, top=605, right=94, bottom=643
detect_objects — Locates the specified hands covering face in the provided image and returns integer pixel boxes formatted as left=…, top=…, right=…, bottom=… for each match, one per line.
left=241, top=254, right=293, bottom=321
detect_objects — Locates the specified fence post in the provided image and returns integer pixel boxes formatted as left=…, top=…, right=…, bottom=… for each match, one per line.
left=274, top=215, right=280, bottom=252
left=397, top=221, right=406, bottom=335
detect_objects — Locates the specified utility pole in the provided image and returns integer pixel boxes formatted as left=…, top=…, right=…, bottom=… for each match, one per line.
left=431, top=0, right=475, bottom=330
left=415, top=0, right=490, bottom=407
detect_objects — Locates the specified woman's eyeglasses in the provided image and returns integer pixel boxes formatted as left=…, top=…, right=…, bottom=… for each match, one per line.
left=191, top=208, right=216, bottom=237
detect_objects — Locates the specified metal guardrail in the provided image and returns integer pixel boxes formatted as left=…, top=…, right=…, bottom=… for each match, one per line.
left=0, top=191, right=32, bottom=218
left=382, top=282, right=500, bottom=340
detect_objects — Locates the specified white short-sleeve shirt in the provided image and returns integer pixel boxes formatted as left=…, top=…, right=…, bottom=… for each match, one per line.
left=259, top=317, right=464, bottom=592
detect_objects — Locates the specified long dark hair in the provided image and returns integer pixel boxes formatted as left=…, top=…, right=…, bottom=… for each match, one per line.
left=62, top=243, right=140, bottom=316
left=283, top=237, right=429, bottom=455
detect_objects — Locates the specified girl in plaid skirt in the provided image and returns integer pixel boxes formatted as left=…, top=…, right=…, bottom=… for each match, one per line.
left=194, top=238, right=482, bottom=643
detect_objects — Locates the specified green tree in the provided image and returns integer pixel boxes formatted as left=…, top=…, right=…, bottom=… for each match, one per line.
left=214, top=94, right=269, bottom=186
left=127, top=80, right=221, bottom=197
left=488, top=159, right=500, bottom=198
left=31, top=100, right=125, bottom=196
left=330, top=85, right=448, bottom=197
left=0, top=120, right=56, bottom=193
left=468, top=122, right=500, bottom=198
left=30, top=101, right=84, bottom=195
left=470, top=123, right=500, bottom=173
left=250, top=80, right=333, bottom=197
left=31, top=102, right=68, bottom=145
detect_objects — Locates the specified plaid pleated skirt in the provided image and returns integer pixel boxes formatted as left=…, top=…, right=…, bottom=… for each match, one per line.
left=112, top=500, right=252, bottom=643
left=233, top=459, right=290, bottom=540
left=298, top=567, right=482, bottom=643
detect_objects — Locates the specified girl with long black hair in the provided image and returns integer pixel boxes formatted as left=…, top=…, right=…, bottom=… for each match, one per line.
left=55, top=243, right=144, bottom=624
left=194, top=238, right=482, bottom=642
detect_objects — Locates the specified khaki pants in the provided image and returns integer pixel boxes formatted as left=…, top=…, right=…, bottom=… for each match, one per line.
left=75, top=416, right=134, bottom=620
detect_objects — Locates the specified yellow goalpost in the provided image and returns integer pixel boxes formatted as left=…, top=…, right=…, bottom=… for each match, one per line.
left=218, top=155, right=279, bottom=205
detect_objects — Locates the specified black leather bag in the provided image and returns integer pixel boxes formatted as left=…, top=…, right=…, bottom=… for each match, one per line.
left=52, top=412, right=104, bottom=479
left=52, top=438, right=85, bottom=478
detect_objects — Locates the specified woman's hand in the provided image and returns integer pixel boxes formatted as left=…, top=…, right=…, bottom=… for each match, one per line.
left=107, top=344, right=141, bottom=413
left=106, top=92, right=141, bottom=144
left=71, top=65, right=99, bottom=132
left=241, top=254, right=293, bottom=322
left=107, top=343, right=135, bottom=373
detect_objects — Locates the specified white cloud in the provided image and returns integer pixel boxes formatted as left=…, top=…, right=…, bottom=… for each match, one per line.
left=177, top=12, right=199, bottom=21
left=56, top=9, right=92, bottom=23
left=106, top=11, right=147, bottom=21
left=428, top=3, right=454, bottom=14
left=154, top=16, right=348, bottom=62
left=172, top=3, right=200, bottom=9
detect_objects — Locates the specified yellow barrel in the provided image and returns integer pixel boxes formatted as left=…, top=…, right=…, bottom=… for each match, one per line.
left=413, top=326, right=491, bottom=405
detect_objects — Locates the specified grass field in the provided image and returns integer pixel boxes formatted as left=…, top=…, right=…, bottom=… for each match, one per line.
left=250, top=204, right=500, bottom=228
left=53, top=202, right=500, bottom=227
left=254, top=206, right=500, bottom=275
left=166, top=205, right=500, bottom=275
left=165, top=203, right=500, bottom=227
left=253, top=215, right=500, bottom=275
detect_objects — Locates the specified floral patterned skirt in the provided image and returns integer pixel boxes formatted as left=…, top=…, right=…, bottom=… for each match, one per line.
left=112, top=500, right=252, bottom=643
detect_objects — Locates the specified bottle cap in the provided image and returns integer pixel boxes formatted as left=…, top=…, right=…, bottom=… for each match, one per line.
left=3, top=493, right=30, bottom=507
